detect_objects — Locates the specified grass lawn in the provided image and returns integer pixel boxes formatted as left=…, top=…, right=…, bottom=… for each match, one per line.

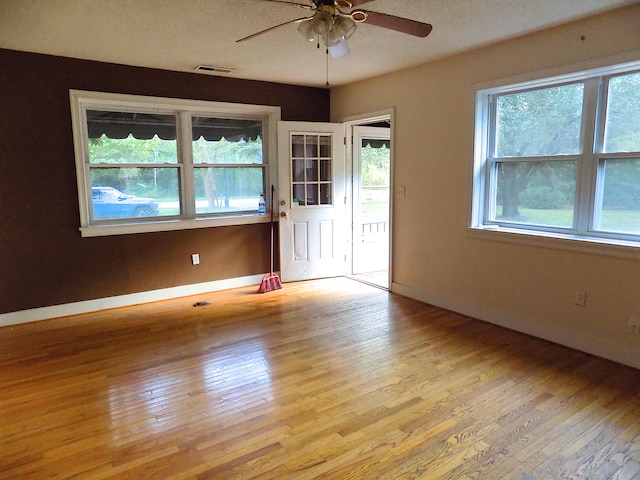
left=497, top=207, right=640, bottom=234
left=360, top=200, right=390, bottom=223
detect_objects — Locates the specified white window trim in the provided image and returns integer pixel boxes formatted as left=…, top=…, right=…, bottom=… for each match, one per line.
left=470, top=56, right=640, bottom=257
left=70, top=90, right=281, bottom=237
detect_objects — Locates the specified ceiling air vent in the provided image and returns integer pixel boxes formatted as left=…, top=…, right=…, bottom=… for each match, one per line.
left=195, top=65, right=235, bottom=74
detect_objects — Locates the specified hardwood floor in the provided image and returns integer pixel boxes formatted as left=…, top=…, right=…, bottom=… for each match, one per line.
left=1, top=278, right=639, bottom=479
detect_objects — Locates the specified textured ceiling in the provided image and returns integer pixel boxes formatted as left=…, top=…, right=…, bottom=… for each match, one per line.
left=0, top=0, right=635, bottom=88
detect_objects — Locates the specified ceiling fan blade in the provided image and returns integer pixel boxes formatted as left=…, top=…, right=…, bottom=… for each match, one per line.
left=236, top=16, right=312, bottom=43
left=357, top=10, right=432, bottom=38
left=350, top=0, right=375, bottom=6
left=253, top=0, right=312, bottom=7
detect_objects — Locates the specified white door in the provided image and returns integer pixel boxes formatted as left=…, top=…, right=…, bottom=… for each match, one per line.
left=277, top=121, right=347, bottom=282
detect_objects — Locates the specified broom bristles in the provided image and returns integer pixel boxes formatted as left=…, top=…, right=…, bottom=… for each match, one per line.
left=258, top=272, right=282, bottom=293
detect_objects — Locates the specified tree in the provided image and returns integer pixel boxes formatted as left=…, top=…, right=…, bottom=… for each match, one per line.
left=88, top=134, right=178, bottom=197
left=361, top=144, right=390, bottom=187
left=192, top=136, right=263, bottom=209
left=604, top=72, right=640, bottom=153
left=494, top=71, right=640, bottom=220
left=495, top=83, right=583, bottom=219
left=89, top=134, right=264, bottom=208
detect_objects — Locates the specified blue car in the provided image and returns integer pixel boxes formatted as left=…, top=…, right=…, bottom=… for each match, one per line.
left=92, top=187, right=159, bottom=220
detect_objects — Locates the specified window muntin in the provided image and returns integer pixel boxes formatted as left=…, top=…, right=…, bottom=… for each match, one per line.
left=87, top=111, right=180, bottom=221
left=191, top=116, right=265, bottom=216
left=290, top=134, right=333, bottom=206
left=489, top=84, right=583, bottom=229
left=474, top=62, right=640, bottom=246
left=71, top=91, right=280, bottom=236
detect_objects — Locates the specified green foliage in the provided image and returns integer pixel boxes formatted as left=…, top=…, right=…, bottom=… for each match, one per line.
left=88, top=134, right=264, bottom=200
left=361, top=145, right=390, bottom=187
left=495, top=72, right=640, bottom=219
left=604, top=72, right=640, bottom=153
left=601, top=158, right=640, bottom=210
left=89, top=134, right=177, bottom=164
left=193, top=136, right=262, bottom=165
left=494, top=206, right=640, bottom=234
left=191, top=137, right=264, bottom=208
left=519, top=185, right=570, bottom=210
left=496, top=83, right=583, bottom=157
left=497, top=160, right=577, bottom=218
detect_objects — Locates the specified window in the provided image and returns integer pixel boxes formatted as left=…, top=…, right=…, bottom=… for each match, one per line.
left=472, top=61, right=640, bottom=247
left=291, top=134, right=333, bottom=206
left=70, top=91, right=280, bottom=237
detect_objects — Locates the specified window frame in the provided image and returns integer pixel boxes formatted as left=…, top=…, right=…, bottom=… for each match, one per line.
left=70, top=90, right=281, bottom=237
left=472, top=59, right=640, bottom=250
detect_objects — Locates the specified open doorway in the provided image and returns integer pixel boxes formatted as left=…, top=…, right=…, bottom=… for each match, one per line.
left=276, top=115, right=391, bottom=288
left=350, top=122, right=391, bottom=289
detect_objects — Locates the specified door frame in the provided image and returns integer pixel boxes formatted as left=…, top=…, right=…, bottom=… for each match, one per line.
left=341, top=109, right=395, bottom=291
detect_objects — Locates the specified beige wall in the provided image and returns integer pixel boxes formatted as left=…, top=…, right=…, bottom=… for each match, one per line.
left=331, top=5, right=640, bottom=368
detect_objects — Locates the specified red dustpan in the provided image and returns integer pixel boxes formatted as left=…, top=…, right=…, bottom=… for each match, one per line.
left=258, top=185, right=282, bottom=293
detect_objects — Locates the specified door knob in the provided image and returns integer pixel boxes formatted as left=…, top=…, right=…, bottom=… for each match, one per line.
left=280, top=200, right=286, bottom=206
left=280, top=211, right=287, bottom=217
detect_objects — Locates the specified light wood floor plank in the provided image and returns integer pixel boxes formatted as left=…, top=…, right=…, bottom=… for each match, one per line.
left=1, top=278, right=639, bottom=479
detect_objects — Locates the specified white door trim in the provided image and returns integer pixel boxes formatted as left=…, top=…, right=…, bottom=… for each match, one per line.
left=341, top=109, right=395, bottom=290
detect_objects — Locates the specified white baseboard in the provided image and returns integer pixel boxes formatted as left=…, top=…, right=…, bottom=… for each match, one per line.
left=391, top=281, right=640, bottom=371
left=0, top=274, right=265, bottom=328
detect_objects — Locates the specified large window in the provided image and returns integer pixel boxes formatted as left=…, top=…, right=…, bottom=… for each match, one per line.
left=472, top=61, right=640, bottom=247
left=70, top=91, right=280, bottom=237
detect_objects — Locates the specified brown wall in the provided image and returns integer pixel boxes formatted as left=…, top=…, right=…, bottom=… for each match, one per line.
left=0, top=49, right=329, bottom=314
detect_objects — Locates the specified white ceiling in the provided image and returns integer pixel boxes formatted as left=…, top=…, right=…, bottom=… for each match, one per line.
left=0, top=0, right=634, bottom=88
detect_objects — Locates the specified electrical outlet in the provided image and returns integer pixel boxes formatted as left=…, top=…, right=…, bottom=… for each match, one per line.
left=627, top=317, right=640, bottom=335
left=574, top=291, right=586, bottom=307
left=191, top=253, right=200, bottom=265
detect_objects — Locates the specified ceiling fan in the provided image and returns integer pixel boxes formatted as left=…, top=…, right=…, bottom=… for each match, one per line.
left=236, top=0, right=433, bottom=59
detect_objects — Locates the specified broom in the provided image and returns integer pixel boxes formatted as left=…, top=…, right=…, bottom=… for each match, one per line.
left=258, top=185, right=282, bottom=293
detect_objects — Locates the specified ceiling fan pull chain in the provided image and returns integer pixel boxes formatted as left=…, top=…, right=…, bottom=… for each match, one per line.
left=326, top=47, right=330, bottom=87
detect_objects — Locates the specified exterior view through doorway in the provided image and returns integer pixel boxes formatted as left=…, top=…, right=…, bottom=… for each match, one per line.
left=351, top=124, right=391, bottom=289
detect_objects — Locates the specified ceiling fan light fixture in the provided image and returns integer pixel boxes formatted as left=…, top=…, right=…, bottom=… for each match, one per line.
left=297, top=19, right=316, bottom=42
left=333, top=15, right=356, bottom=39
left=311, top=10, right=334, bottom=35
left=323, top=29, right=342, bottom=47
left=329, top=38, right=350, bottom=58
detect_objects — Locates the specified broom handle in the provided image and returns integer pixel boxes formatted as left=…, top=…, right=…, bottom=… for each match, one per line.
left=270, top=184, right=275, bottom=275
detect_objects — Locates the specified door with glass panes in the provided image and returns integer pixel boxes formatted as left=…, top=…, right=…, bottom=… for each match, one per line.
left=277, top=121, right=347, bottom=282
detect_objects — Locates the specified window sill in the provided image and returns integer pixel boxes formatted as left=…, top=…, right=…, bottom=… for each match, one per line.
left=468, top=225, right=640, bottom=260
left=80, top=214, right=272, bottom=237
